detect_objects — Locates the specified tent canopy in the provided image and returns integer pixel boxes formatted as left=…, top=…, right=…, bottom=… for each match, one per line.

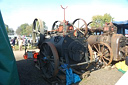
left=113, top=20, right=128, bottom=35
left=0, top=11, right=20, bottom=85
left=113, top=20, right=128, bottom=29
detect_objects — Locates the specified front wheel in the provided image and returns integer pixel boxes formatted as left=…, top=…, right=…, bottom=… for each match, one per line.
left=39, top=42, right=59, bottom=79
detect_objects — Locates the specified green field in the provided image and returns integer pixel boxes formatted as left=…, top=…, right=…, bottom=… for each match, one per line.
left=13, top=45, right=37, bottom=51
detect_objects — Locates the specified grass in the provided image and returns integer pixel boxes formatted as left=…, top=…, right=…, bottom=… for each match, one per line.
left=13, top=45, right=38, bottom=51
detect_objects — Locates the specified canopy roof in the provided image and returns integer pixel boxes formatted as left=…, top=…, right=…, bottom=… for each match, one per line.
left=113, top=20, right=128, bottom=29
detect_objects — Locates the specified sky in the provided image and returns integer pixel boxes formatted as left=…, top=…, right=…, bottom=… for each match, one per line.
left=0, top=0, right=128, bottom=31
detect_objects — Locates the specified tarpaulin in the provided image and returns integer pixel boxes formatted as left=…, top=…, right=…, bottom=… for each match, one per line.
left=0, top=11, right=20, bottom=85
left=66, top=68, right=81, bottom=85
left=115, top=61, right=128, bottom=74
left=61, top=64, right=81, bottom=85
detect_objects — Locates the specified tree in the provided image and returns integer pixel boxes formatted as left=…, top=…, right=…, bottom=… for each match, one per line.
left=16, top=23, right=29, bottom=36
left=16, top=23, right=32, bottom=36
left=91, top=13, right=114, bottom=28
left=16, top=27, right=22, bottom=35
left=20, top=23, right=29, bottom=35
left=25, top=24, right=32, bottom=36
left=16, top=21, right=47, bottom=36
left=8, top=28, right=14, bottom=35
left=5, top=24, right=14, bottom=35
left=103, top=13, right=114, bottom=23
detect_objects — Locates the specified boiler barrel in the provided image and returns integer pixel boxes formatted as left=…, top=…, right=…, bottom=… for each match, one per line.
left=87, top=35, right=101, bottom=45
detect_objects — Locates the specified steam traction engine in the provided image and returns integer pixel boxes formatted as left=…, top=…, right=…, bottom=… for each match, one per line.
left=87, top=22, right=128, bottom=66
left=32, top=18, right=92, bottom=79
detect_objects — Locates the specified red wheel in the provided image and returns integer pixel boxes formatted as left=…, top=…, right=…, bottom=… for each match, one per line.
left=23, top=54, right=28, bottom=59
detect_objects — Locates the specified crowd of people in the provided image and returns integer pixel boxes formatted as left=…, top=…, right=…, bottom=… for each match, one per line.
left=11, top=37, right=32, bottom=51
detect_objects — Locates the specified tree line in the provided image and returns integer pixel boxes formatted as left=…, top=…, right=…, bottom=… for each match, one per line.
left=6, top=13, right=114, bottom=36
left=91, top=13, right=114, bottom=28
left=5, top=24, right=14, bottom=35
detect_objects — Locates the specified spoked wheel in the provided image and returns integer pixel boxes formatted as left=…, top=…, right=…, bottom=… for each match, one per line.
left=92, top=42, right=113, bottom=66
left=87, top=21, right=103, bottom=33
left=72, top=18, right=88, bottom=36
left=52, top=20, right=62, bottom=30
left=88, top=44, right=93, bottom=62
left=39, top=42, right=59, bottom=79
left=32, top=18, right=45, bottom=46
left=33, top=18, right=44, bottom=34
left=86, top=44, right=93, bottom=69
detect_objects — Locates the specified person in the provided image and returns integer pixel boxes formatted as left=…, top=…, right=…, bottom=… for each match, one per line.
left=28, top=39, right=31, bottom=49
left=19, top=38, right=23, bottom=51
left=12, top=37, right=17, bottom=50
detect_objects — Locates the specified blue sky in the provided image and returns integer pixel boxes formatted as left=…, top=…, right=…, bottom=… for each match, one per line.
left=0, top=0, right=128, bottom=31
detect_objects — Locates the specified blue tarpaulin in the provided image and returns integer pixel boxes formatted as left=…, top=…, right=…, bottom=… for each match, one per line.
left=61, top=64, right=81, bottom=85
left=66, top=68, right=81, bottom=85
